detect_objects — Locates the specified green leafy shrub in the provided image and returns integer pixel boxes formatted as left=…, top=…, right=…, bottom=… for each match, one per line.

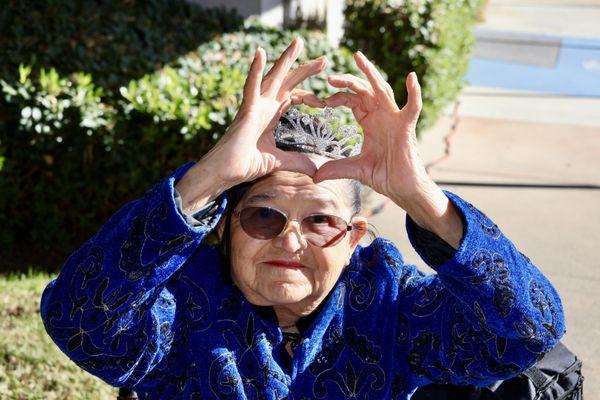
left=343, top=0, right=485, bottom=130
left=0, top=0, right=243, bottom=271
left=120, top=22, right=362, bottom=139
left=0, top=20, right=360, bottom=271
left=0, top=0, right=243, bottom=92
left=1, top=65, right=124, bottom=268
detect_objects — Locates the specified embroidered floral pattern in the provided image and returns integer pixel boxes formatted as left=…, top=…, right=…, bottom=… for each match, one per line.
left=39, top=167, right=565, bottom=399
left=468, top=249, right=516, bottom=317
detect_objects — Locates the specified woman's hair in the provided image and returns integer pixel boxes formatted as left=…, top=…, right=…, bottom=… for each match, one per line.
left=215, top=175, right=377, bottom=284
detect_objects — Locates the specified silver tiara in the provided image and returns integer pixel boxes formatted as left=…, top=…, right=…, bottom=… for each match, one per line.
left=274, top=107, right=363, bottom=159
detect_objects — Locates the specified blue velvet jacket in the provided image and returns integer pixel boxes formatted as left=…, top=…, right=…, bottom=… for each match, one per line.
left=40, top=162, right=565, bottom=399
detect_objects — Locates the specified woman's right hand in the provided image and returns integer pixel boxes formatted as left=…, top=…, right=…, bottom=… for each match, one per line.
left=208, top=37, right=327, bottom=184
left=176, top=38, right=327, bottom=212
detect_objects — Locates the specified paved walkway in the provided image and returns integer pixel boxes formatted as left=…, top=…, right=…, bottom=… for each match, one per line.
left=368, top=0, right=600, bottom=396
left=478, top=0, right=600, bottom=39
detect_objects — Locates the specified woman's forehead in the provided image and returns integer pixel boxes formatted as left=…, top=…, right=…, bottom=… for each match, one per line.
left=243, top=171, right=347, bottom=209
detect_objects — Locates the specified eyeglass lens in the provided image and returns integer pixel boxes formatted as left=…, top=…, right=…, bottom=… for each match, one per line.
left=238, top=207, right=349, bottom=247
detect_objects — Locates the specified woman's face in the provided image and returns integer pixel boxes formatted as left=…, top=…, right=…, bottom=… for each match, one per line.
left=217, top=170, right=367, bottom=311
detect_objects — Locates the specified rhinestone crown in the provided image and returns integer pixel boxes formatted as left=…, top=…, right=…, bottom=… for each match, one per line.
left=274, top=107, right=363, bottom=159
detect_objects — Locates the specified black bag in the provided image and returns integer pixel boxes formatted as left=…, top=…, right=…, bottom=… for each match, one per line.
left=412, top=342, right=583, bottom=400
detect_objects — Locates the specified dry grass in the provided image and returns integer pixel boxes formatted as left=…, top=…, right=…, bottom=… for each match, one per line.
left=0, top=269, right=114, bottom=399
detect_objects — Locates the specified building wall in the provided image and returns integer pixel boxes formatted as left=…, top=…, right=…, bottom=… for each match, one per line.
left=189, top=0, right=262, bottom=20
left=189, top=0, right=344, bottom=46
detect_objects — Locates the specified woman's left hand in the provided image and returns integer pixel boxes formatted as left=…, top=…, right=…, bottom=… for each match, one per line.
left=312, top=51, right=433, bottom=209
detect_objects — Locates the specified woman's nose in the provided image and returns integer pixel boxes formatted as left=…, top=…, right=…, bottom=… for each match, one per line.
left=274, top=220, right=308, bottom=253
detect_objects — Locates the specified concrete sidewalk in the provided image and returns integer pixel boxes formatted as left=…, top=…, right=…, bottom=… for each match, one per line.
left=368, top=0, right=599, bottom=397
left=479, top=0, right=600, bottom=39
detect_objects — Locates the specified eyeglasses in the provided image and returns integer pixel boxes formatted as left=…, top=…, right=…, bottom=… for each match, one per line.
left=233, top=206, right=359, bottom=248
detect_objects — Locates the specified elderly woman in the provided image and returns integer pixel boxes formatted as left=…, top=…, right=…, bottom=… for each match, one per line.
left=41, top=38, right=565, bottom=399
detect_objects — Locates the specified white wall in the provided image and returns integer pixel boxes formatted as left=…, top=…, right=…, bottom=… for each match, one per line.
left=189, top=0, right=262, bottom=19
left=189, top=0, right=345, bottom=46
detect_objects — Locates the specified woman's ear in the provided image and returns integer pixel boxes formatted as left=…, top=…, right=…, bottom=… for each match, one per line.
left=349, top=216, right=368, bottom=248
left=216, top=217, right=225, bottom=240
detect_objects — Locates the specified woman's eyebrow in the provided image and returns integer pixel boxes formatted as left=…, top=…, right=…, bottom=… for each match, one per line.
left=245, top=193, right=277, bottom=204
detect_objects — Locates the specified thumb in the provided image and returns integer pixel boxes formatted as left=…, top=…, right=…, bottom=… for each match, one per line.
left=313, top=156, right=361, bottom=183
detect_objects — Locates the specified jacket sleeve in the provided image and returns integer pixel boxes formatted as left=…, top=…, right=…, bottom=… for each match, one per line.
left=406, top=213, right=456, bottom=268
left=392, top=189, right=565, bottom=388
left=39, top=161, right=228, bottom=387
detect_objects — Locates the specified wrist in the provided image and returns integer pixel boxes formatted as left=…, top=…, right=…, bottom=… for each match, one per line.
left=391, top=178, right=442, bottom=229
left=393, top=180, right=464, bottom=249
left=387, top=169, right=433, bottom=212
left=175, top=158, right=238, bottom=214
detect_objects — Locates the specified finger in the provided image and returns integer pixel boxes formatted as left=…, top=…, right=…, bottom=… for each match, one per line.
left=324, top=92, right=361, bottom=108
left=405, top=72, right=423, bottom=120
left=327, top=74, right=377, bottom=109
left=262, top=37, right=304, bottom=95
left=290, top=89, right=326, bottom=107
left=324, top=92, right=368, bottom=122
left=327, top=74, right=373, bottom=97
left=281, top=56, right=328, bottom=93
left=312, top=156, right=363, bottom=183
left=354, top=51, right=397, bottom=110
left=263, top=37, right=303, bottom=88
left=280, top=94, right=297, bottom=114
left=243, top=47, right=266, bottom=101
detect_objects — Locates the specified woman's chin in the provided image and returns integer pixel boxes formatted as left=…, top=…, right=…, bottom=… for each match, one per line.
left=262, top=281, right=311, bottom=305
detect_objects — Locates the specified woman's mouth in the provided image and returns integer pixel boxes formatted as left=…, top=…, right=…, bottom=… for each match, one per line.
left=264, top=260, right=306, bottom=269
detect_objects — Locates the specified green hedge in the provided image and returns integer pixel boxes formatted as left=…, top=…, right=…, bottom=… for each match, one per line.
left=0, top=17, right=360, bottom=271
left=0, top=0, right=243, bottom=92
left=343, top=0, right=484, bottom=130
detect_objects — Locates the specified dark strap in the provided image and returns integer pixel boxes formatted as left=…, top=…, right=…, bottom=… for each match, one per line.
left=523, top=367, right=552, bottom=390
left=562, top=359, right=583, bottom=377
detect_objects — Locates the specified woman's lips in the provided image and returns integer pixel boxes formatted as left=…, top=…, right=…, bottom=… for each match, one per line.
left=264, top=260, right=306, bottom=269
